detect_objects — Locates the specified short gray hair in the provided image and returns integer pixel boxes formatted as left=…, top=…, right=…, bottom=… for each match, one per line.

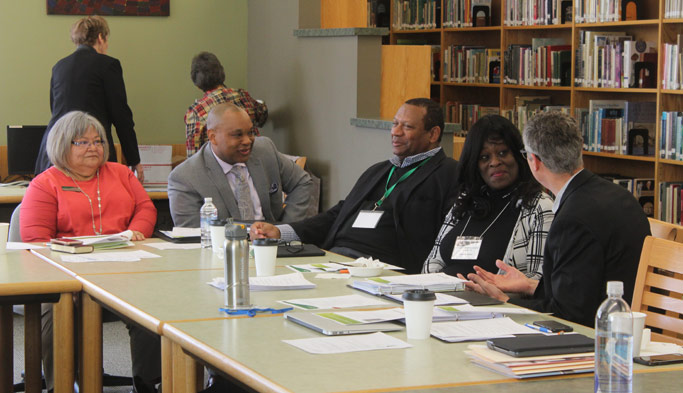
left=46, top=111, right=109, bottom=170
left=522, top=111, right=583, bottom=174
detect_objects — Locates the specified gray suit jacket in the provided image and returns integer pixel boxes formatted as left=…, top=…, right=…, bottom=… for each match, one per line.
left=168, top=137, right=314, bottom=227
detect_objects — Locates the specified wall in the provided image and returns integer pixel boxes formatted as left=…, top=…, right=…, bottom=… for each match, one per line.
left=0, top=0, right=248, bottom=145
left=248, top=0, right=453, bottom=209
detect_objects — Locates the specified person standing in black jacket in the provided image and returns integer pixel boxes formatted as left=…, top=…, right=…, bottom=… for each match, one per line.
left=35, top=15, right=143, bottom=183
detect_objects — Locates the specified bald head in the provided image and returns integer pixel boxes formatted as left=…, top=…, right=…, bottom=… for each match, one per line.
left=206, top=103, right=246, bottom=131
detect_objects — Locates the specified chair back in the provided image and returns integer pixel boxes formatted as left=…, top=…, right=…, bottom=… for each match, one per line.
left=631, top=236, right=683, bottom=345
left=9, top=203, right=21, bottom=242
left=647, top=217, right=683, bottom=243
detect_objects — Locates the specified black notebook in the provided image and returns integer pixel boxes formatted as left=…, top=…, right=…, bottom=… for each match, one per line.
left=276, top=243, right=325, bottom=258
left=487, top=333, right=594, bottom=357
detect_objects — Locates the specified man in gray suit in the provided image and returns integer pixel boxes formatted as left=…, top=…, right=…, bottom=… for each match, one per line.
left=168, top=103, right=313, bottom=226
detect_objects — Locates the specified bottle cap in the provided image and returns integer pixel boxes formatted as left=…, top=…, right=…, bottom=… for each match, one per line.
left=204, top=197, right=212, bottom=203
left=402, top=289, right=436, bottom=302
left=224, top=223, right=247, bottom=240
left=607, top=281, right=624, bottom=296
left=252, top=238, right=280, bottom=247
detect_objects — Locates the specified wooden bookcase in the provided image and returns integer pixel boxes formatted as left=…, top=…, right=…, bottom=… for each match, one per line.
left=386, top=0, right=683, bottom=220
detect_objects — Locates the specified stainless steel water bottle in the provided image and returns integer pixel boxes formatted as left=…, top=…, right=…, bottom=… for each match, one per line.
left=223, top=223, right=251, bottom=309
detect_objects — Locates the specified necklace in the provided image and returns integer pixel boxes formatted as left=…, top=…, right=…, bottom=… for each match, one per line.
left=67, top=169, right=102, bottom=235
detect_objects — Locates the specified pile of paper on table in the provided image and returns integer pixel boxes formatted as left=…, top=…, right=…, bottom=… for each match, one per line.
left=466, top=344, right=594, bottom=378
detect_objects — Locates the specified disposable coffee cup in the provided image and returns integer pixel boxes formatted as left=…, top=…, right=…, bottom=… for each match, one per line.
left=0, top=223, right=8, bottom=253
left=632, top=311, right=647, bottom=357
left=402, top=289, right=436, bottom=340
left=209, top=219, right=226, bottom=255
left=252, top=238, right=280, bottom=277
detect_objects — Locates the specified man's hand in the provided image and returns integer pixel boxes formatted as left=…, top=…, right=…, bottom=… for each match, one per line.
left=473, top=260, right=539, bottom=295
left=249, top=222, right=281, bottom=239
left=132, top=163, right=145, bottom=184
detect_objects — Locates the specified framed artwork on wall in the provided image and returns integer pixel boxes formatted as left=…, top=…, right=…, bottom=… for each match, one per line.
left=47, top=0, right=170, bottom=16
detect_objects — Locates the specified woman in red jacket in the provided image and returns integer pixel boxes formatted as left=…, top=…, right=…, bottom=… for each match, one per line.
left=21, top=111, right=157, bottom=393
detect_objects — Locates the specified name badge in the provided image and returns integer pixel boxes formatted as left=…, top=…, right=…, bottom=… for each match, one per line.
left=352, top=210, right=384, bottom=229
left=451, top=236, right=482, bottom=260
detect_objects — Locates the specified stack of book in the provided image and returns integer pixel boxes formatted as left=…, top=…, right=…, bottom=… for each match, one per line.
left=351, top=273, right=466, bottom=295
left=443, top=46, right=500, bottom=84
left=660, top=111, right=683, bottom=160
left=392, top=0, right=440, bottom=30
left=466, top=344, right=594, bottom=378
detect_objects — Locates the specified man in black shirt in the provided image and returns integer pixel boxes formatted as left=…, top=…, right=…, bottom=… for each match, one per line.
left=250, top=98, right=459, bottom=273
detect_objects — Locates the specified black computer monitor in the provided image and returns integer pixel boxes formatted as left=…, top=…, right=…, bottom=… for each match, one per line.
left=6, top=125, right=48, bottom=176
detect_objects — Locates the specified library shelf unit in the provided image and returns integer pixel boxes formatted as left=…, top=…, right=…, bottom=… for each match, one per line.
left=385, top=0, right=683, bottom=221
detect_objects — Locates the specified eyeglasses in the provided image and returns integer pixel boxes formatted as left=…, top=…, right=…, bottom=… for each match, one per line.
left=520, top=149, right=541, bottom=162
left=279, top=240, right=303, bottom=254
left=72, top=140, right=105, bottom=148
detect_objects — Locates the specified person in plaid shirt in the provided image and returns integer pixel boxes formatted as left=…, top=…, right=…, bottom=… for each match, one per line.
left=185, top=52, right=268, bottom=157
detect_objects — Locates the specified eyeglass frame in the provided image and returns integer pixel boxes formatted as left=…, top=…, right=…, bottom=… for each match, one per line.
left=520, top=149, right=541, bottom=162
left=278, top=240, right=304, bottom=254
left=71, top=139, right=105, bottom=148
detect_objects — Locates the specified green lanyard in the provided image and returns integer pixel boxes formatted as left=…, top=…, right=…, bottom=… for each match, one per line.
left=374, top=157, right=431, bottom=210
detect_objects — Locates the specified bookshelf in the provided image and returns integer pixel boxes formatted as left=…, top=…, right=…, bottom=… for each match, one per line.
left=383, top=0, right=683, bottom=222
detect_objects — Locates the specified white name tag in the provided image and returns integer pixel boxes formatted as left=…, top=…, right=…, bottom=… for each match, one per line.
left=451, top=236, right=482, bottom=260
left=352, top=210, right=384, bottom=229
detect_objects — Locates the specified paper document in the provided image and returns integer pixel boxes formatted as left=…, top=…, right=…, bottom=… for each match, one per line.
left=446, top=304, right=540, bottom=315
left=316, top=308, right=405, bottom=325
left=60, top=250, right=161, bottom=263
left=169, top=227, right=201, bottom=237
left=351, top=273, right=467, bottom=295
left=385, top=292, right=469, bottom=305
left=279, top=294, right=390, bottom=310
left=286, top=261, right=402, bottom=273
left=283, top=332, right=411, bottom=354
left=66, top=230, right=134, bottom=249
left=144, top=242, right=202, bottom=250
left=430, top=317, right=539, bottom=342
left=7, top=242, right=45, bottom=250
left=208, top=273, right=316, bottom=291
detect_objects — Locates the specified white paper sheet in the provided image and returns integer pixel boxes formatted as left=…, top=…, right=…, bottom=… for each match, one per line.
left=170, top=227, right=201, bottom=237
left=449, top=304, right=540, bottom=314
left=320, top=308, right=405, bottom=324
left=7, top=242, right=45, bottom=250
left=430, top=317, right=539, bottom=342
left=60, top=250, right=161, bottom=263
left=279, top=294, right=390, bottom=310
left=70, top=230, right=133, bottom=245
left=208, top=273, right=316, bottom=291
left=283, top=332, right=411, bottom=354
left=144, top=242, right=202, bottom=250
left=315, top=273, right=351, bottom=280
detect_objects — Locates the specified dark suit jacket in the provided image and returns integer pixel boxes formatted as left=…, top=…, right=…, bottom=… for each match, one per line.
left=511, top=169, right=650, bottom=326
left=35, top=45, right=140, bottom=173
left=290, top=149, right=459, bottom=273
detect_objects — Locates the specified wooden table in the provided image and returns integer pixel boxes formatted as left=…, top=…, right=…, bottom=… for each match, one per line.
left=0, top=249, right=81, bottom=393
left=0, top=185, right=168, bottom=204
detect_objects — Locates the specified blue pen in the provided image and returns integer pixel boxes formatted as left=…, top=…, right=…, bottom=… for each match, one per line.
left=524, top=323, right=553, bottom=333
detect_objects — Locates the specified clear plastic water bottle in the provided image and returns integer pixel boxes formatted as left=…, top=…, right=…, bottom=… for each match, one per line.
left=200, top=197, right=218, bottom=248
left=595, top=281, right=633, bottom=393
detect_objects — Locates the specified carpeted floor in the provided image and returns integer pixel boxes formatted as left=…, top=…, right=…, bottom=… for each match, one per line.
left=12, top=313, right=133, bottom=393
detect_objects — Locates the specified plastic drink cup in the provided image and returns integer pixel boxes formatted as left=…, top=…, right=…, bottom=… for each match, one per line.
left=402, top=289, right=436, bottom=339
left=0, top=223, right=8, bottom=253
left=632, top=312, right=647, bottom=357
left=252, top=238, right=279, bottom=276
left=210, top=219, right=226, bottom=255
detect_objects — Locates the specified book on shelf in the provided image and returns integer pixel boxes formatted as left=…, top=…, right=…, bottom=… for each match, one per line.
left=445, top=101, right=499, bottom=132
left=504, top=0, right=568, bottom=26
left=443, top=45, right=499, bottom=84
left=659, top=182, right=683, bottom=224
left=662, top=35, right=683, bottom=90
left=601, top=174, right=635, bottom=193
left=660, top=111, right=683, bottom=160
left=585, top=100, right=627, bottom=153
left=392, top=0, right=440, bottom=30
left=624, top=101, right=656, bottom=156
left=575, top=0, right=622, bottom=23
left=665, top=0, right=683, bottom=19
left=487, top=48, right=501, bottom=83
left=511, top=96, right=551, bottom=131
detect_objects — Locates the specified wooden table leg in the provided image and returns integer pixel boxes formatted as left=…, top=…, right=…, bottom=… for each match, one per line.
left=53, top=293, right=74, bottom=393
left=0, top=305, right=13, bottom=393
left=81, top=293, right=102, bottom=393
left=161, top=336, right=174, bottom=393
left=172, top=342, right=188, bottom=393
left=24, top=303, right=42, bottom=393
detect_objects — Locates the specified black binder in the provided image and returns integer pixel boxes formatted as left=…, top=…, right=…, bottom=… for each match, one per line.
left=487, top=333, right=594, bottom=357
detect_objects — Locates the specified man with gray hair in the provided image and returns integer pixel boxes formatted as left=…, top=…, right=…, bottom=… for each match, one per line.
left=464, top=111, right=650, bottom=326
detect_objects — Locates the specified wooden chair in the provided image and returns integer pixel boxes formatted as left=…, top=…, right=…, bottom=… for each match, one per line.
left=631, top=236, right=683, bottom=345
left=647, top=217, right=683, bottom=243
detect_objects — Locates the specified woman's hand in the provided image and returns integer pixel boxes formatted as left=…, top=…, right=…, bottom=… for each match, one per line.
left=473, top=260, right=539, bottom=295
left=130, top=230, right=146, bottom=241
